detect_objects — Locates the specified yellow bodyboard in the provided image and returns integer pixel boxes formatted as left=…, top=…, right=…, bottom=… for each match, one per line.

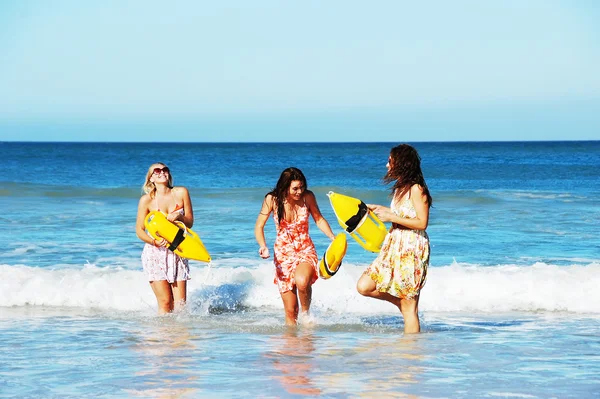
left=144, top=211, right=211, bottom=262
left=318, top=233, right=348, bottom=279
left=327, top=191, right=387, bottom=253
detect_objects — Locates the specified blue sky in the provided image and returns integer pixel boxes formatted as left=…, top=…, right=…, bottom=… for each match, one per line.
left=0, top=1, right=598, bottom=142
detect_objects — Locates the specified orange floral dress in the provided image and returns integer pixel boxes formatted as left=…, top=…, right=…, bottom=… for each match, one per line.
left=273, top=201, right=319, bottom=293
left=364, top=195, right=429, bottom=299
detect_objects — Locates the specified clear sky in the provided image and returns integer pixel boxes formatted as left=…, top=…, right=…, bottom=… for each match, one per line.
left=1, top=1, right=599, bottom=142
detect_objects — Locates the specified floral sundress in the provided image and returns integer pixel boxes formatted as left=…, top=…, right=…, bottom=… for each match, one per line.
left=273, top=201, right=319, bottom=293
left=364, top=194, right=429, bottom=299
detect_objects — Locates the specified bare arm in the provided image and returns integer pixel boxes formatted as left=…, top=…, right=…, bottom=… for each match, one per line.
left=305, top=191, right=335, bottom=240
left=368, top=185, right=430, bottom=230
left=136, top=195, right=166, bottom=246
left=254, top=194, right=273, bottom=258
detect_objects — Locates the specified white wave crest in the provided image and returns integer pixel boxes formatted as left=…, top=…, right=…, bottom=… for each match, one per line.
left=1, top=260, right=599, bottom=314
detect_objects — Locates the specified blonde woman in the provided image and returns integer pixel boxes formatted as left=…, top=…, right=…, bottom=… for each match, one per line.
left=136, top=163, right=194, bottom=314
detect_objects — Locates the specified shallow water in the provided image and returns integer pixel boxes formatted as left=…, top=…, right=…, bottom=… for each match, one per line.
left=2, top=308, right=599, bottom=398
left=1, top=141, right=599, bottom=397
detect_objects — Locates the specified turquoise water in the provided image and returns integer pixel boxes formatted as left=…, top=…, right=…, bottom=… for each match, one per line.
left=1, top=141, right=599, bottom=398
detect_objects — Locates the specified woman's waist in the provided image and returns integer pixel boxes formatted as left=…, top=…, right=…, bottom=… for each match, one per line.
left=274, top=237, right=315, bottom=248
left=275, top=227, right=311, bottom=237
left=390, top=224, right=428, bottom=237
left=391, top=222, right=413, bottom=230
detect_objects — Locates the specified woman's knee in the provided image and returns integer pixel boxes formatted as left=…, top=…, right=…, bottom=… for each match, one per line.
left=356, top=275, right=374, bottom=296
left=285, top=307, right=298, bottom=318
left=295, top=275, right=311, bottom=292
left=294, top=264, right=313, bottom=291
left=284, top=303, right=299, bottom=319
left=157, top=297, right=173, bottom=310
left=151, top=281, right=174, bottom=311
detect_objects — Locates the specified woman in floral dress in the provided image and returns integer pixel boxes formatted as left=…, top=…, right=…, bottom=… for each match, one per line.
left=255, top=167, right=335, bottom=325
left=357, top=144, right=432, bottom=333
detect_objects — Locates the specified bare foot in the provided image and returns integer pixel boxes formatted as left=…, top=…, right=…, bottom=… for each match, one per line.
left=298, top=312, right=316, bottom=327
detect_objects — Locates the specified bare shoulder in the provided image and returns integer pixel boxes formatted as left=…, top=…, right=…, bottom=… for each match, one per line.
left=139, top=193, right=152, bottom=206
left=173, top=186, right=189, bottom=195
left=304, top=190, right=316, bottom=200
left=264, top=193, right=275, bottom=205
left=259, top=193, right=275, bottom=214
left=410, top=184, right=429, bottom=204
left=303, top=190, right=318, bottom=206
left=411, top=184, right=425, bottom=195
left=172, top=186, right=190, bottom=200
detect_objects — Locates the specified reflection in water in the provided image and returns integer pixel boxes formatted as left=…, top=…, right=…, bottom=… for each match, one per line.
left=268, top=328, right=322, bottom=396
left=265, top=328, right=427, bottom=397
left=313, top=332, right=425, bottom=398
left=355, top=334, right=425, bottom=398
left=127, top=318, right=201, bottom=398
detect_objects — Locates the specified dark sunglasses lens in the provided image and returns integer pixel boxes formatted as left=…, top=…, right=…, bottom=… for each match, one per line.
left=153, top=167, right=169, bottom=174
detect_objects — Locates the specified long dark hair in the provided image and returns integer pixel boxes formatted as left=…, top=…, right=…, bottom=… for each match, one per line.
left=384, top=144, right=432, bottom=207
left=268, top=167, right=308, bottom=224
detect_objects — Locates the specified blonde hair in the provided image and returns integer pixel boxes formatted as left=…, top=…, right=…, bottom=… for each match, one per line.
left=142, top=163, right=173, bottom=199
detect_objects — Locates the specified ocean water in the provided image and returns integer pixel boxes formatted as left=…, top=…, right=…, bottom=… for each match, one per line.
left=1, top=141, right=599, bottom=398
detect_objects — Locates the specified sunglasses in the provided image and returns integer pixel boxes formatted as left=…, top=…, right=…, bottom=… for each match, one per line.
left=152, top=167, right=170, bottom=175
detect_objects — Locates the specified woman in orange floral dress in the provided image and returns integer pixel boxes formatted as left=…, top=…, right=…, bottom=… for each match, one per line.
left=357, top=144, right=432, bottom=333
left=255, top=167, right=335, bottom=325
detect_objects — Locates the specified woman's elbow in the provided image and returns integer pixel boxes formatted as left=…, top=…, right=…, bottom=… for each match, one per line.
left=417, top=219, right=428, bottom=230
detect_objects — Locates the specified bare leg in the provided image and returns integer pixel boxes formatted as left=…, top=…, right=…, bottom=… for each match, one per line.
left=399, top=296, right=420, bottom=334
left=356, top=273, right=421, bottom=333
left=281, top=290, right=299, bottom=326
left=356, top=273, right=401, bottom=307
left=150, top=280, right=174, bottom=314
left=294, top=262, right=314, bottom=315
left=171, top=280, right=187, bottom=312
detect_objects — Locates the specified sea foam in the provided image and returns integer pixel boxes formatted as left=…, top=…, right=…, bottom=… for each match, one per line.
left=1, top=261, right=599, bottom=314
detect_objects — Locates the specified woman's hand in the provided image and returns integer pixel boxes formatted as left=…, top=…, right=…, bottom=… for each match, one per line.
left=154, top=238, right=167, bottom=247
left=166, top=211, right=181, bottom=222
left=367, top=204, right=394, bottom=223
left=258, top=246, right=270, bottom=259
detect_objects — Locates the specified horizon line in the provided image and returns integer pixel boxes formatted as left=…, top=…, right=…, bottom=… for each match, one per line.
left=2, top=139, right=599, bottom=144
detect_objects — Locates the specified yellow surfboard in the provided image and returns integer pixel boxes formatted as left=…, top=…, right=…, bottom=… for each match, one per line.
left=144, top=211, right=211, bottom=262
left=318, top=233, right=347, bottom=279
left=327, top=191, right=387, bottom=253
